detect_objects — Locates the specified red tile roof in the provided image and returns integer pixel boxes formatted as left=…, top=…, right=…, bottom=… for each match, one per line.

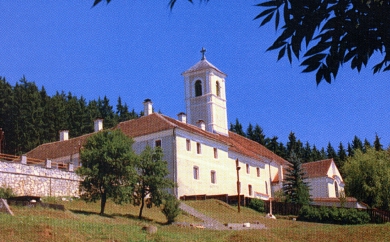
left=302, top=159, right=333, bottom=179
left=26, top=133, right=91, bottom=160
left=26, top=113, right=287, bottom=166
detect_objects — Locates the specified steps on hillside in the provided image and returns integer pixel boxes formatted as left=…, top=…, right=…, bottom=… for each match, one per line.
left=179, top=202, right=227, bottom=230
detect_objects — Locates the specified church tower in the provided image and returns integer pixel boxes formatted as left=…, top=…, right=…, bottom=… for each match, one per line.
left=182, top=48, right=228, bottom=135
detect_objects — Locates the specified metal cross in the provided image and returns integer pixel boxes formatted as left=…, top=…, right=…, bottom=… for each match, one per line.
left=200, top=47, right=206, bottom=60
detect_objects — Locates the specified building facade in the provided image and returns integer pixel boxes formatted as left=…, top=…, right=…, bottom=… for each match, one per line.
left=26, top=50, right=287, bottom=199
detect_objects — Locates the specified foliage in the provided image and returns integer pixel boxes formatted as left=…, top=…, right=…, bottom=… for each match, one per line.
left=0, top=186, right=15, bottom=199
left=283, top=152, right=311, bottom=205
left=273, top=189, right=287, bottom=202
left=76, top=129, right=137, bottom=215
left=298, top=205, right=370, bottom=225
left=0, top=78, right=139, bottom=154
left=343, top=148, right=390, bottom=210
left=255, top=0, right=390, bottom=84
left=248, top=198, right=265, bottom=213
left=133, top=146, right=175, bottom=219
left=161, top=193, right=181, bottom=224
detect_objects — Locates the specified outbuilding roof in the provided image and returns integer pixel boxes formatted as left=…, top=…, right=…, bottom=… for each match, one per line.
left=301, top=159, right=334, bottom=179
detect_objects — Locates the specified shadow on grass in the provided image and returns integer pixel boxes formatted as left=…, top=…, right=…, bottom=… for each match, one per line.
left=69, top=209, right=169, bottom=225
left=70, top=209, right=115, bottom=218
left=111, top=213, right=168, bottom=225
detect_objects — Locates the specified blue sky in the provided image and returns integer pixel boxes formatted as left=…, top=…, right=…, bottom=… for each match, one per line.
left=1, top=1, right=389, bottom=150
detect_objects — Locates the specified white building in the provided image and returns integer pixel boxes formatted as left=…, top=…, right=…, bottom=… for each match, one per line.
left=26, top=50, right=290, bottom=200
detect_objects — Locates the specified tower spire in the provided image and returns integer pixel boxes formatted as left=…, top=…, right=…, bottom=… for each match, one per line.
left=200, top=47, right=206, bottom=60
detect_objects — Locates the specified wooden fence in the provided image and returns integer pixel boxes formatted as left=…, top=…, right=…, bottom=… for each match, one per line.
left=0, top=153, right=72, bottom=171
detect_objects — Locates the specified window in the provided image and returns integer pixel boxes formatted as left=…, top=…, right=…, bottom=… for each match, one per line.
left=193, top=166, right=199, bottom=180
left=195, top=80, right=202, bottom=97
left=256, top=167, right=260, bottom=177
left=211, top=170, right=216, bottom=184
left=335, top=182, right=339, bottom=198
left=197, top=142, right=201, bottom=154
left=216, top=81, right=221, bottom=97
left=213, top=148, right=218, bottom=159
left=265, top=181, right=268, bottom=195
left=155, top=139, right=162, bottom=148
left=186, top=139, right=191, bottom=151
left=248, top=185, right=252, bottom=196
left=246, top=164, right=250, bottom=174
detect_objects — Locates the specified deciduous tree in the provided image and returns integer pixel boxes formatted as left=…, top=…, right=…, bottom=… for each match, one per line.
left=255, top=0, right=390, bottom=84
left=133, top=146, right=175, bottom=219
left=76, top=129, right=137, bottom=215
left=343, top=148, right=390, bottom=210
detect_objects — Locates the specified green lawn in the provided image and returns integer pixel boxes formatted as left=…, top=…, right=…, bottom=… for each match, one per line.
left=0, top=198, right=389, bottom=242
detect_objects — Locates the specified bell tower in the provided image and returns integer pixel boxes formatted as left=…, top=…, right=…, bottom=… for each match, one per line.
left=182, top=48, right=228, bottom=135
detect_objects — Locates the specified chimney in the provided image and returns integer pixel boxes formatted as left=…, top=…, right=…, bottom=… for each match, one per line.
left=197, top=120, right=206, bottom=130
left=177, top=112, right=187, bottom=123
left=94, top=119, right=103, bottom=132
left=143, top=99, right=153, bottom=116
left=59, top=130, right=69, bottom=141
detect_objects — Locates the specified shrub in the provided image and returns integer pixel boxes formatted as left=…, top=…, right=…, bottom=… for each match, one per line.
left=0, top=186, right=15, bottom=199
left=298, top=205, right=370, bottom=225
left=299, top=205, right=321, bottom=222
left=161, top=194, right=181, bottom=224
left=248, top=198, right=265, bottom=213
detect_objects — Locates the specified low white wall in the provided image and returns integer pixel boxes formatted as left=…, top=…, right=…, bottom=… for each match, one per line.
left=0, top=161, right=81, bottom=197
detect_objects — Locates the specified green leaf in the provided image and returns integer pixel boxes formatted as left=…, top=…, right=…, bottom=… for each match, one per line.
left=256, top=1, right=278, bottom=7
left=344, top=49, right=357, bottom=62
left=304, top=42, right=331, bottom=57
left=324, top=68, right=332, bottom=83
left=267, top=40, right=287, bottom=51
left=260, top=13, right=274, bottom=26
left=301, top=61, right=322, bottom=73
left=253, top=8, right=275, bottom=20
left=373, top=62, right=384, bottom=73
left=316, top=67, right=324, bottom=85
left=291, top=34, right=302, bottom=59
left=275, top=9, right=280, bottom=30
left=287, top=44, right=292, bottom=63
left=300, top=54, right=326, bottom=67
left=278, top=46, right=286, bottom=61
left=383, top=64, right=390, bottom=71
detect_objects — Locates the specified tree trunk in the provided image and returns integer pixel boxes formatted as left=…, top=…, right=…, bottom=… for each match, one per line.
left=138, top=196, right=145, bottom=219
left=100, top=191, right=107, bottom=215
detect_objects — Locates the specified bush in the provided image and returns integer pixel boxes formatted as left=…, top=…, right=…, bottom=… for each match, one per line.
left=298, top=205, right=370, bottom=225
left=161, top=194, right=181, bottom=224
left=0, top=186, right=15, bottom=199
left=248, top=198, right=265, bottom=213
left=299, top=205, right=322, bottom=222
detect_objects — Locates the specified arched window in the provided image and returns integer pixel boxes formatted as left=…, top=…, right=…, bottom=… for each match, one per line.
left=216, top=81, right=221, bottom=97
left=195, top=80, right=202, bottom=97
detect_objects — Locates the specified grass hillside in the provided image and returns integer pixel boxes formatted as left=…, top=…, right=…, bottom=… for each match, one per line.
left=0, top=198, right=389, bottom=241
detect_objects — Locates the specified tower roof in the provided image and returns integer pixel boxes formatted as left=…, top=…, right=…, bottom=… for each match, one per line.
left=182, top=48, right=226, bottom=76
left=182, top=58, right=226, bottom=76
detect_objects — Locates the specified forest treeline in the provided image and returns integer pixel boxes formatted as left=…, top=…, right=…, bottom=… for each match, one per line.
left=229, top=118, right=385, bottom=175
left=0, top=77, right=386, bottom=172
left=0, top=77, right=139, bottom=154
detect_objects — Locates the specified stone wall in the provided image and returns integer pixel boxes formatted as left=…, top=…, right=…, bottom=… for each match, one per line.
left=0, top=160, right=81, bottom=197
